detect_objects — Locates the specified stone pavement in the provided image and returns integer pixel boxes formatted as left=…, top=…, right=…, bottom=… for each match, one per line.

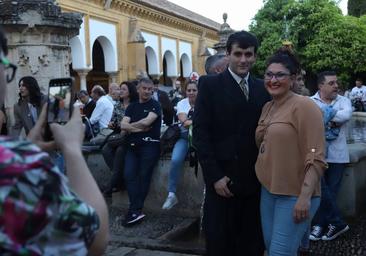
left=105, top=246, right=198, bottom=256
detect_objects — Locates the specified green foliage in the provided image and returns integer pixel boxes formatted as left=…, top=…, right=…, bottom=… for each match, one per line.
left=348, top=0, right=366, bottom=17
left=250, top=0, right=366, bottom=88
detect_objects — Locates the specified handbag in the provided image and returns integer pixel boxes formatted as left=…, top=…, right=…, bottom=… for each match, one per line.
left=90, top=128, right=114, bottom=145
left=160, top=123, right=181, bottom=156
left=106, top=133, right=126, bottom=148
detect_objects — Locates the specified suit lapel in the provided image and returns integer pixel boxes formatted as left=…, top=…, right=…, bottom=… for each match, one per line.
left=221, top=69, right=247, bottom=103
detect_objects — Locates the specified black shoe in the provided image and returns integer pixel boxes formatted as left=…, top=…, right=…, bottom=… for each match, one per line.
left=322, top=224, right=349, bottom=241
left=122, top=212, right=145, bottom=227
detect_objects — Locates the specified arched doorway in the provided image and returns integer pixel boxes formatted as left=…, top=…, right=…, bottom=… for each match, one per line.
left=161, top=51, right=175, bottom=86
left=87, top=40, right=109, bottom=92
left=145, top=46, right=159, bottom=78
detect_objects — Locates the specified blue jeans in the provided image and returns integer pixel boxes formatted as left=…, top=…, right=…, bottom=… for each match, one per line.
left=312, top=163, right=346, bottom=228
left=261, top=187, right=320, bottom=256
left=124, top=143, right=160, bottom=213
left=168, top=138, right=189, bottom=193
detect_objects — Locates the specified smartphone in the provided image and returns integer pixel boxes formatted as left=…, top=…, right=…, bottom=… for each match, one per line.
left=47, top=78, right=74, bottom=124
left=44, top=78, right=74, bottom=140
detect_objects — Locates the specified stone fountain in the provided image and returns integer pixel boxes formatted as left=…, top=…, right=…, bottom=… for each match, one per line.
left=0, top=0, right=82, bottom=122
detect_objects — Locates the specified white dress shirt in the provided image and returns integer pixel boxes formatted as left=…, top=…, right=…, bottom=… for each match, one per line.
left=228, top=68, right=250, bottom=93
left=90, top=95, right=114, bottom=129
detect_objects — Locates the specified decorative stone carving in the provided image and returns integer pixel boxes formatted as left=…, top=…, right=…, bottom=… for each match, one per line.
left=0, top=0, right=82, bottom=112
left=128, top=17, right=146, bottom=43
left=39, top=54, right=51, bottom=67
left=18, top=55, right=30, bottom=67
left=213, top=13, right=235, bottom=54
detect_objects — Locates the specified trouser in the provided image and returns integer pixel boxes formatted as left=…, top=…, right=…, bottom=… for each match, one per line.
left=124, top=143, right=160, bottom=213
left=261, top=187, right=320, bottom=256
left=312, top=163, right=346, bottom=228
left=168, top=138, right=189, bottom=193
left=102, top=143, right=127, bottom=190
left=203, top=189, right=264, bottom=256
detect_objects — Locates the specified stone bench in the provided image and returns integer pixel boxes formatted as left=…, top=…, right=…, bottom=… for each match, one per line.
left=86, top=142, right=366, bottom=218
left=86, top=153, right=205, bottom=218
left=337, top=142, right=366, bottom=217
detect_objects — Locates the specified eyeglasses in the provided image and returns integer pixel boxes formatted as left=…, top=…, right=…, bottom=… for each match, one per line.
left=264, top=72, right=290, bottom=81
left=0, top=53, right=17, bottom=83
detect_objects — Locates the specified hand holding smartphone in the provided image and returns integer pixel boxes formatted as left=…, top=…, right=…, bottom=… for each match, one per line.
left=45, top=78, right=74, bottom=140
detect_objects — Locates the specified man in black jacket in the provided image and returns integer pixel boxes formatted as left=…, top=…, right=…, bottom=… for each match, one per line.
left=152, top=79, right=174, bottom=125
left=193, top=31, right=271, bottom=256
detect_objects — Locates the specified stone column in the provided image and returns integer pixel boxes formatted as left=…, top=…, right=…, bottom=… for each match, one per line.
left=108, top=71, right=119, bottom=84
left=75, top=69, right=91, bottom=91
left=170, top=76, right=178, bottom=89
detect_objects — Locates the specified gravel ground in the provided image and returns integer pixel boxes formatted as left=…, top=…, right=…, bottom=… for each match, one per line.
left=108, top=204, right=192, bottom=239
left=310, top=216, right=366, bottom=256
left=107, top=203, right=366, bottom=256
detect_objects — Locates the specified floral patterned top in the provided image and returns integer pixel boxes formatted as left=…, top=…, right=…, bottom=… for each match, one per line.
left=0, top=136, right=99, bottom=255
left=110, top=101, right=127, bottom=130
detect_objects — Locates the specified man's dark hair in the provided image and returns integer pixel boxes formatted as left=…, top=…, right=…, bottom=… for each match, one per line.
left=317, top=71, right=337, bottom=85
left=226, top=31, right=259, bottom=54
left=78, top=90, right=89, bottom=97
left=0, top=26, right=8, bottom=56
left=266, top=47, right=300, bottom=75
left=205, top=54, right=226, bottom=74
left=356, top=78, right=363, bottom=83
left=152, top=79, right=159, bottom=85
left=18, top=76, right=42, bottom=107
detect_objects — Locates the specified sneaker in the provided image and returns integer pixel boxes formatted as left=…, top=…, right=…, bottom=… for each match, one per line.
left=322, top=224, right=349, bottom=241
left=309, top=225, right=323, bottom=241
left=162, top=194, right=178, bottom=210
left=122, top=212, right=145, bottom=226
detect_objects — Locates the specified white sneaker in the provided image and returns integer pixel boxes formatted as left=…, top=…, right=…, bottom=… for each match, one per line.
left=162, top=194, right=178, bottom=210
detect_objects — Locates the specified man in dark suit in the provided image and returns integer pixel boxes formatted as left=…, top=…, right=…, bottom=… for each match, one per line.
left=78, top=90, right=96, bottom=119
left=193, top=31, right=271, bottom=256
left=152, top=79, right=174, bottom=125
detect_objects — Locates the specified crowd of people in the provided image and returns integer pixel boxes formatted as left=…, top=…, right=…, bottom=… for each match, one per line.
left=0, top=23, right=358, bottom=256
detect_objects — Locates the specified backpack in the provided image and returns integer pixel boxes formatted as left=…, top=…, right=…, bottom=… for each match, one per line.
left=160, top=123, right=181, bottom=157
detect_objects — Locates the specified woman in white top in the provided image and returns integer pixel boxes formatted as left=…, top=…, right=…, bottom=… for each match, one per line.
left=162, top=80, right=198, bottom=210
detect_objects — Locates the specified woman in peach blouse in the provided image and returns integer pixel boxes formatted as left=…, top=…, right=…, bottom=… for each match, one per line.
left=255, top=48, right=327, bottom=255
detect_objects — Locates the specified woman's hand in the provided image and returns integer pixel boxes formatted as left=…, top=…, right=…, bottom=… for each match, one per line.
left=50, top=107, right=84, bottom=154
left=27, top=104, right=56, bottom=152
left=293, top=195, right=311, bottom=223
left=183, top=119, right=192, bottom=128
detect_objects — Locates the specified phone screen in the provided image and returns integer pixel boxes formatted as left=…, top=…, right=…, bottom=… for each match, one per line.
left=47, top=78, right=73, bottom=124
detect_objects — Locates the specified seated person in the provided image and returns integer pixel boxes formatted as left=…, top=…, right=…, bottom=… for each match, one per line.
left=152, top=79, right=174, bottom=125
left=162, top=80, right=198, bottom=210
left=78, top=90, right=96, bottom=119
left=120, top=78, right=161, bottom=226
left=102, top=81, right=138, bottom=196
left=86, top=85, right=114, bottom=138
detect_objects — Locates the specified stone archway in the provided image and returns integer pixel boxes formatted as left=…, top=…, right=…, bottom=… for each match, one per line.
left=162, top=50, right=176, bottom=86
left=87, top=39, right=109, bottom=92
left=145, top=46, right=159, bottom=77
left=180, top=53, right=192, bottom=78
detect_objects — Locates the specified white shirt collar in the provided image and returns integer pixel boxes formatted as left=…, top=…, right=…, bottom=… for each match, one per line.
left=228, top=68, right=250, bottom=87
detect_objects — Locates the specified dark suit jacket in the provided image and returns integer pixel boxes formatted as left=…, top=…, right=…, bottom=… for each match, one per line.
left=83, top=98, right=96, bottom=119
left=193, top=69, right=271, bottom=197
left=157, top=90, right=174, bottom=125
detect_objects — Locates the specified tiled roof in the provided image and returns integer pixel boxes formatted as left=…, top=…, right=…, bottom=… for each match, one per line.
left=132, top=0, right=221, bottom=31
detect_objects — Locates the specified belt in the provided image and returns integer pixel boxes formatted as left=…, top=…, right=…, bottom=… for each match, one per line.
left=142, top=137, right=159, bottom=142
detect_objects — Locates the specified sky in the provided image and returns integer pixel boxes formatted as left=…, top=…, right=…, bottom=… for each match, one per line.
left=169, top=0, right=349, bottom=31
